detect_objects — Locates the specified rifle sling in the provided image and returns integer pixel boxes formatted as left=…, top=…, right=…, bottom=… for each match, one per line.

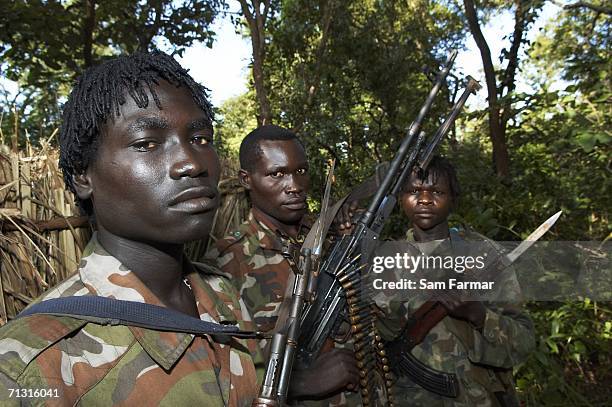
left=17, top=296, right=258, bottom=338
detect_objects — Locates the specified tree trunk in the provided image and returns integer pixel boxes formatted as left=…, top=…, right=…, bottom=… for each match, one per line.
left=239, top=0, right=272, bottom=126
left=464, top=0, right=510, bottom=179
left=82, top=0, right=96, bottom=68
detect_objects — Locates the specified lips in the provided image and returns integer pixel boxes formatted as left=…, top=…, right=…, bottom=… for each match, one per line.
left=414, top=211, right=436, bottom=218
left=282, top=199, right=307, bottom=211
left=169, top=186, right=219, bottom=213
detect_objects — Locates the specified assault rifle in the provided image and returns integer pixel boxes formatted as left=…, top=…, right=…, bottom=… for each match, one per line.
left=296, top=50, right=481, bottom=378
left=252, top=161, right=336, bottom=407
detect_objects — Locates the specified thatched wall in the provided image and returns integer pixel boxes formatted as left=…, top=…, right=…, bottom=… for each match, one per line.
left=0, top=142, right=248, bottom=324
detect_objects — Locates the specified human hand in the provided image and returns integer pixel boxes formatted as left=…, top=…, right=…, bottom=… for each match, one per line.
left=436, top=291, right=486, bottom=330
left=289, top=348, right=360, bottom=400
left=333, top=200, right=360, bottom=235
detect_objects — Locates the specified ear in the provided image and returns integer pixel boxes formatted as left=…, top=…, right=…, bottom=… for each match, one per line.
left=72, top=172, right=93, bottom=200
left=238, top=169, right=251, bottom=190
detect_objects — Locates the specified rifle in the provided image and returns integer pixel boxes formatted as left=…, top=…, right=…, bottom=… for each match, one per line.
left=252, top=161, right=336, bottom=407
left=388, top=211, right=562, bottom=398
left=296, top=51, right=481, bottom=405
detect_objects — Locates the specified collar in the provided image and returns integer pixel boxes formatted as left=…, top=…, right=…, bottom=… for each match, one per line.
left=77, top=234, right=235, bottom=370
left=247, top=209, right=310, bottom=251
left=405, top=228, right=452, bottom=256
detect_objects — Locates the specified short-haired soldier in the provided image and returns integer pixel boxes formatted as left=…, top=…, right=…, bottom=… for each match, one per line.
left=0, top=52, right=262, bottom=406
left=208, top=125, right=360, bottom=404
left=379, top=156, right=535, bottom=406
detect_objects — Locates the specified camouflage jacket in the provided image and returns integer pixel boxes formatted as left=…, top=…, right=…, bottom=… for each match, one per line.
left=0, top=234, right=263, bottom=406
left=207, top=210, right=304, bottom=335
left=377, top=227, right=535, bottom=407
left=208, top=210, right=358, bottom=407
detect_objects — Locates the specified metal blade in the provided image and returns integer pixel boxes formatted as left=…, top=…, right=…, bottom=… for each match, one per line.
left=505, top=211, right=562, bottom=264
left=313, top=159, right=335, bottom=256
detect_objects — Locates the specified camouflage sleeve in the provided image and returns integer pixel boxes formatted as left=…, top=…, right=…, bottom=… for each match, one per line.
left=214, top=273, right=265, bottom=386
left=214, top=242, right=250, bottom=297
left=0, top=372, right=20, bottom=407
left=467, top=266, right=535, bottom=368
left=467, top=305, right=535, bottom=369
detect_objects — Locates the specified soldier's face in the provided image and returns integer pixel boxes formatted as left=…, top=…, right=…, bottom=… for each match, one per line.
left=400, top=171, right=452, bottom=232
left=242, top=139, right=310, bottom=225
left=75, top=80, right=220, bottom=244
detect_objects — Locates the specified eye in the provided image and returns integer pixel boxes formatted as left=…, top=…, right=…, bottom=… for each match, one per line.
left=409, top=189, right=419, bottom=194
left=131, top=140, right=158, bottom=152
left=295, top=168, right=308, bottom=175
left=433, top=190, right=444, bottom=195
left=270, top=171, right=285, bottom=178
left=192, top=135, right=212, bottom=146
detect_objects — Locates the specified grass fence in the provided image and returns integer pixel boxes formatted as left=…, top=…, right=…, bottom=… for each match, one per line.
left=0, top=139, right=247, bottom=325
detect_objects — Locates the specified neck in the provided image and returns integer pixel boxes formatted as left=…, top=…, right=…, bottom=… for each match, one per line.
left=96, top=226, right=187, bottom=302
left=252, top=206, right=301, bottom=238
left=413, top=221, right=450, bottom=242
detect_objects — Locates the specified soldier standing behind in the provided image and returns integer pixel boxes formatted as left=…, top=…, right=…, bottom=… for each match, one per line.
left=379, top=156, right=535, bottom=406
left=208, top=125, right=360, bottom=404
left=0, top=51, right=262, bottom=406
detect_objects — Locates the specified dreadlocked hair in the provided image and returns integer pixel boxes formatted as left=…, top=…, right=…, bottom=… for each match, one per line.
left=59, top=50, right=214, bottom=216
left=403, top=155, right=461, bottom=207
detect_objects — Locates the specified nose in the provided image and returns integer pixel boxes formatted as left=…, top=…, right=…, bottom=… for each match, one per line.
left=169, top=142, right=208, bottom=179
left=417, top=191, right=433, bottom=205
left=284, top=174, right=304, bottom=195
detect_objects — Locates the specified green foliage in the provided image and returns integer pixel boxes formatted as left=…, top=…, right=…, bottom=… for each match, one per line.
left=516, top=300, right=611, bottom=406
left=1, top=0, right=609, bottom=403
left=0, top=0, right=224, bottom=146
left=263, top=0, right=466, bottom=202
left=214, top=91, right=258, bottom=157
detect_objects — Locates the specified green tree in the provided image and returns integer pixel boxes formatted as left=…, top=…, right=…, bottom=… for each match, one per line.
left=0, top=0, right=224, bottom=146
left=215, top=91, right=258, bottom=156
left=262, top=0, right=466, bottom=202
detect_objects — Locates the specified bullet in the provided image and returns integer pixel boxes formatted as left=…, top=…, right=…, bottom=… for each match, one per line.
left=349, top=301, right=373, bottom=314
left=349, top=311, right=372, bottom=325
left=353, top=330, right=375, bottom=342
left=347, top=297, right=373, bottom=309
left=355, top=338, right=375, bottom=351
left=351, top=318, right=376, bottom=333
left=357, top=354, right=375, bottom=368
left=335, top=254, right=362, bottom=277
left=338, top=262, right=368, bottom=283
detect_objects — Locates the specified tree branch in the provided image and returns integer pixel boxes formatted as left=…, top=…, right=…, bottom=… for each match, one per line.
left=553, top=0, right=612, bottom=15
left=82, top=0, right=96, bottom=68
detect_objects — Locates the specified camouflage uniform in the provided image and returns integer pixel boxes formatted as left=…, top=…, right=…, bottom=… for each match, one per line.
left=208, top=210, right=358, bottom=407
left=0, top=234, right=263, bottom=406
left=377, top=227, right=535, bottom=407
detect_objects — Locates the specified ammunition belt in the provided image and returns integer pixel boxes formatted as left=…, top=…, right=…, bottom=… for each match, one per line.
left=338, top=262, right=394, bottom=406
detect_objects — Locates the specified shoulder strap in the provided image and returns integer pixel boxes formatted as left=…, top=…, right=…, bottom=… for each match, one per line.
left=17, top=297, right=259, bottom=339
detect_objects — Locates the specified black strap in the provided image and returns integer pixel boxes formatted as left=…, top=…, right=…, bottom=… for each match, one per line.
left=17, top=297, right=258, bottom=339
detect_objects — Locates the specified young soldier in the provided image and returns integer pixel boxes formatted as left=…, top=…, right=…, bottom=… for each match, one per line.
left=380, top=156, right=535, bottom=406
left=208, top=125, right=359, bottom=403
left=0, top=52, right=262, bottom=406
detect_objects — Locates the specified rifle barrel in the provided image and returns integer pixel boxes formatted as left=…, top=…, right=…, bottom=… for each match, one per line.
left=359, top=50, right=458, bottom=227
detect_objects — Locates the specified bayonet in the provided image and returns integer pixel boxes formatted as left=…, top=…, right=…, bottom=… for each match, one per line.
left=504, top=210, right=562, bottom=265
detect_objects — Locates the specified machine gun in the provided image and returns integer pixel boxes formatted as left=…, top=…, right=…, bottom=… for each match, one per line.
left=296, top=50, right=481, bottom=406
left=252, top=161, right=336, bottom=407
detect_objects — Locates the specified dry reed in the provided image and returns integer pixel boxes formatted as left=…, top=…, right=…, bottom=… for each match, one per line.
left=0, top=136, right=248, bottom=325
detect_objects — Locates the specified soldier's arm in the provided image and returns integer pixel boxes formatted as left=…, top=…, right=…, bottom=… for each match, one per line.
left=464, top=268, right=535, bottom=369
left=467, top=303, right=535, bottom=369
left=0, top=372, right=20, bottom=407
left=210, top=241, right=250, bottom=295
left=214, top=273, right=266, bottom=385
